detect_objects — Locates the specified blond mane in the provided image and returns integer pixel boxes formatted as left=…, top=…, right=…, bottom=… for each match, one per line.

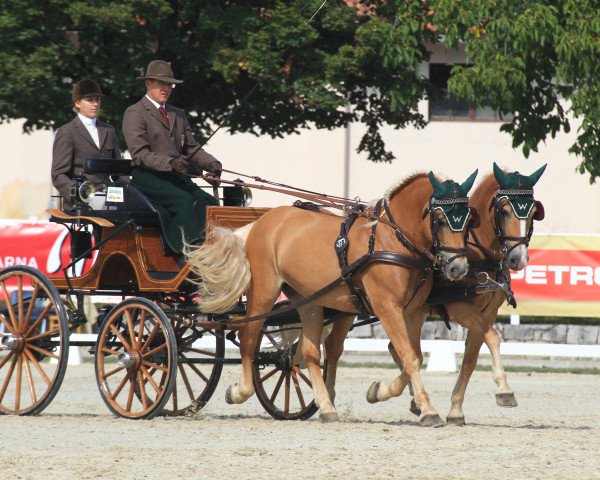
left=470, top=172, right=498, bottom=211
left=384, top=172, right=428, bottom=201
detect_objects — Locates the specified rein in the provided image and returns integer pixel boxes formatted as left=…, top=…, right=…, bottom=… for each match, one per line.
left=203, top=174, right=438, bottom=263
left=203, top=173, right=471, bottom=325
left=222, top=251, right=431, bottom=326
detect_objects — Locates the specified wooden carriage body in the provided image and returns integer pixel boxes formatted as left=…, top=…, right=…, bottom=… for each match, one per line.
left=0, top=156, right=320, bottom=420
left=46, top=206, right=269, bottom=294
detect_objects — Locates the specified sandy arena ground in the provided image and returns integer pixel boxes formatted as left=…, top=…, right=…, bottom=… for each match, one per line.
left=1, top=363, right=599, bottom=480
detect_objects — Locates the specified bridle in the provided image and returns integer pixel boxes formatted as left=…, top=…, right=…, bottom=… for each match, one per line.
left=423, top=196, right=479, bottom=269
left=491, top=188, right=545, bottom=261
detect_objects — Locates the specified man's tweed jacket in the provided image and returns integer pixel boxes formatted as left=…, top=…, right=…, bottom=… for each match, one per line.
left=51, top=116, right=122, bottom=205
left=122, top=96, right=216, bottom=172
left=122, top=96, right=218, bottom=254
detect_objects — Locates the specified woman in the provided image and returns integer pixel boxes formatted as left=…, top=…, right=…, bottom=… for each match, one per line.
left=51, top=79, right=122, bottom=210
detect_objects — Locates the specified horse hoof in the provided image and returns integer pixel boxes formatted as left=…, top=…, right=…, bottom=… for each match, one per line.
left=225, top=385, right=236, bottom=405
left=366, top=382, right=380, bottom=404
left=320, top=412, right=339, bottom=423
left=496, top=392, right=518, bottom=408
left=409, top=398, right=421, bottom=416
left=446, top=416, right=466, bottom=426
left=419, top=414, right=446, bottom=428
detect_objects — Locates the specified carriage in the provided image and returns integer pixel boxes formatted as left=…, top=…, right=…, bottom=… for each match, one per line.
left=0, top=158, right=545, bottom=425
left=0, top=158, right=329, bottom=420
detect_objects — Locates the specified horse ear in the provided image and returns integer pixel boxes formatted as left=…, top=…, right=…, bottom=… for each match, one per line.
left=528, top=164, right=547, bottom=186
left=460, top=169, right=478, bottom=194
left=493, top=162, right=510, bottom=187
left=428, top=171, right=445, bottom=197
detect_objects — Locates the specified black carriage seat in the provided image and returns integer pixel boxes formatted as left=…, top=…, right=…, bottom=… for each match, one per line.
left=83, top=157, right=160, bottom=227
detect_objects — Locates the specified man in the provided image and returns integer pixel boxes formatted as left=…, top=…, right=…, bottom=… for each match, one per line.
left=122, top=60, right=222, bottom=255
left=52, top=79, right=122, bottom=210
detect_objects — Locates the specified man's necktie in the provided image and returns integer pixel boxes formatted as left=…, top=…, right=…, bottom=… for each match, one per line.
left=158, top=106, right=170, bottom=127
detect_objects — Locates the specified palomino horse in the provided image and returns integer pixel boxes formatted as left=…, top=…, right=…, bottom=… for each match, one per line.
left=187, top=171, right=478, bottom=426
left=363, top=163, right=546, bottom=425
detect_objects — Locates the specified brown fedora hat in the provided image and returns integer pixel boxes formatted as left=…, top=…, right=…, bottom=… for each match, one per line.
left=72, top=79, right=104, bottom=103
left=137, top=60, right=183, bottom=84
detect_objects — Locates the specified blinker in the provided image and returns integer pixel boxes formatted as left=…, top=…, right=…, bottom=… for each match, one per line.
left=533, top=201, right=545, bottom=221
left=469, top=207, right=480, bottom=228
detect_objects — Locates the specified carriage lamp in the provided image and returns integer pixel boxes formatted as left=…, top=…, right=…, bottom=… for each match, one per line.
left=223, top=179, right=252, bottom=207
left=69, top=172, right=96, bottom=209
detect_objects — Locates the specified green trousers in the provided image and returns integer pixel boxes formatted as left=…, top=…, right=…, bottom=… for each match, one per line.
left=131, top=168, right=218, bottom=254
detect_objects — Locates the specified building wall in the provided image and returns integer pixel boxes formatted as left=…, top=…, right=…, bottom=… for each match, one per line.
left=0, top=113, right=597, bottom=234
left=1, top=45, right=598, bottom=233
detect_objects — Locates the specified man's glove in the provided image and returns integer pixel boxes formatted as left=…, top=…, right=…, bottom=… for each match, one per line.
left=170, top=156, right=191, bottom=175
left=189, top=157, right=222, bottom=186
left=204, top=160, right=222, bottom=186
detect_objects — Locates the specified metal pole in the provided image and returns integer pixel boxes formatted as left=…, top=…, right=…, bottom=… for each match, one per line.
left=343, top=104, right=351, bottom=198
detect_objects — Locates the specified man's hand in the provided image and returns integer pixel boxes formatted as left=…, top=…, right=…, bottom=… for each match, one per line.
left=189, top=157, right=222, bottom=186
left=205, top=160, right=222, bottom=186
left=170, top=156, right=190, bottom=175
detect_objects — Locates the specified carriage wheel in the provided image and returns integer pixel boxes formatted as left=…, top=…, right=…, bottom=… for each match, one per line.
left=252, top=325, right=326, bottom=420
left=0, top=266, right=69, bottom=415
left=94, top=298, right=177, bottom=419
left=160, top=318, right=225, bottom=416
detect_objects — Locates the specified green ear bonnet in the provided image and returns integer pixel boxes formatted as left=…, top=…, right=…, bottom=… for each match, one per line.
left=428, top=170, right=477, bottom=232
left=493, top=163, right=546, bottom=219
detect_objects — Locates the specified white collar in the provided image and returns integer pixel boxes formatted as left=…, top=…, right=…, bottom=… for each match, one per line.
left=145, top=95, right=166, bottom=110
left=78, top=113, right=97, bottom=127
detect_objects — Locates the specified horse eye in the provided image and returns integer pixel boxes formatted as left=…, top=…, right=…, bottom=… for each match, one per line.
left=501, top=209, right=510, bottom=218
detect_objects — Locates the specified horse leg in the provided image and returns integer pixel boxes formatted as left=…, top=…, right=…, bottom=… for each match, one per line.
left=225, top=279, right=280, bottom=405
left=323, top=315, right=355, bottom=406
left=484, top=323, right=518, bottom=408
left=369, top=313, right=425, bottom=418
left=297, top=303, right=338, bottom=422
left=445, top=307, right=516, bottom=425
left=368, top=309, right=444, bottom=427
left=446, top=329, right=479, bottom=425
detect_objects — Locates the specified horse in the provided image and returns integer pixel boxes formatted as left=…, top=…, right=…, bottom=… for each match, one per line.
left=186, top=170, right=479, bottom=426
left=361, top=163, right=546, bottom=425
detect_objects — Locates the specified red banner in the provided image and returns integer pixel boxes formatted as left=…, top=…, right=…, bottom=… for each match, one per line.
left=505, top=235, right=600, bottom=317
left=511, top=249, right=600, bottom=302
left=1, top=221, right=600, bottom=316
left=0, top=220, right=96, bottom=298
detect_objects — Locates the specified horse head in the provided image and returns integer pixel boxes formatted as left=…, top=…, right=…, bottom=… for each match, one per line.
left=426, top=170, right=479, bottom=281
left=492, top=162, right=547, bottom=270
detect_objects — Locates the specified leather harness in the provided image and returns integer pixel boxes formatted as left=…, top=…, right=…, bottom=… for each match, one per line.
left=227, top=198, right=436, bottom=326
left=334, top=199, right=432, bottom=314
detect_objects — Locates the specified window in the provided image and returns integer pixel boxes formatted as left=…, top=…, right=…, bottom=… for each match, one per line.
left=428, top=63, right=512, bottom=122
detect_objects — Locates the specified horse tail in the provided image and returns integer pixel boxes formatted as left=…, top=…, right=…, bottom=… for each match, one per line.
left=184, top=226, right=252, bottom=313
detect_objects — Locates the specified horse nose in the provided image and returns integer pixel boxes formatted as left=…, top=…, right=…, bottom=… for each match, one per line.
left=446, top=260, right=468, bottom=281
left=507, top=250, right=529, bottom=271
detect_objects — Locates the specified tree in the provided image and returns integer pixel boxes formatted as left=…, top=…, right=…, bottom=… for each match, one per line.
left=433, top=0, right=600, bottom=181
left=0, top=0, right=435, bottom=163
left=0, top=1, right=599, bottom=179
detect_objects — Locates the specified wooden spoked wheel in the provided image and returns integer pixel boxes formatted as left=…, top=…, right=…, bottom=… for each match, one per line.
left=0, top=266, right=69, bottom=415
left=160, top=319, right=225, bottom=416
left=253, top=325, right=325, bottom=420
left=94, top=298, right=177, bottom=419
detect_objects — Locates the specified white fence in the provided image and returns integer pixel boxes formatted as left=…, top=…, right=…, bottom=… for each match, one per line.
left=64, top=334, right=600, bottom=372
left=343, top=338, right=600, bottom=372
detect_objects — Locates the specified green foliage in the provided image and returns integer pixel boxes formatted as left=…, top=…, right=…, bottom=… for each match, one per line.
left=433, top=0, right=600, bottom=181
left=0, top=0, right=436, bottom=162
left=0, top=1, right=599, bottom=174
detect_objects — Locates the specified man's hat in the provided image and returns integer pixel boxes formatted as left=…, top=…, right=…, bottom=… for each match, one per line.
left=72, top=79, right=104, bottom=103
left=137, top=60, right=183, bottom=84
